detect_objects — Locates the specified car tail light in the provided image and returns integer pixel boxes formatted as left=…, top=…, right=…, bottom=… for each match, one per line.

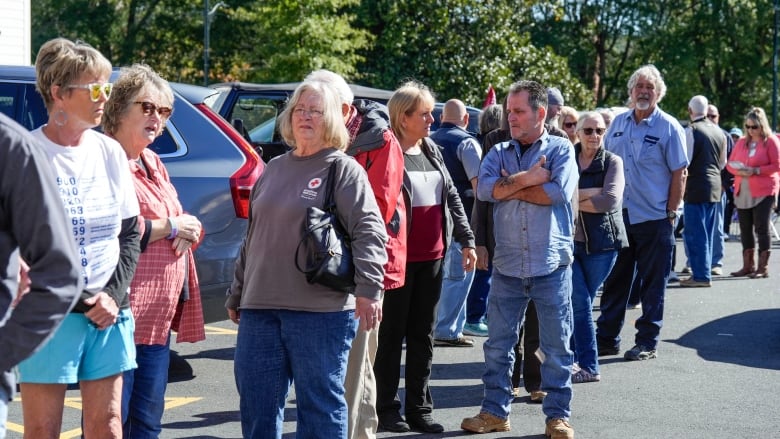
left=194, top=103, right=264, bottom=219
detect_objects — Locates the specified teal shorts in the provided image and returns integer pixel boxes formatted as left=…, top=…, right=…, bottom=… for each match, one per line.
left=18, top=308, right=137, bottom=383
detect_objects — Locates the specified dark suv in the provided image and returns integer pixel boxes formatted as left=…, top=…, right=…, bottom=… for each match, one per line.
left=207, top=82, right=481, bottom=163
left=0, top=66, right=263, bottom=323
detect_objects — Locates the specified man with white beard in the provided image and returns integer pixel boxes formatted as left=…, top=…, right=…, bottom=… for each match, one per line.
left=595, top=65, right=689, bottom=362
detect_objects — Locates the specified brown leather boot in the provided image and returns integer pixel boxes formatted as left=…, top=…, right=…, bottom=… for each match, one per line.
left=748, top=250, right=770, bottom=278
left=730, top=249, right=755, bottom=277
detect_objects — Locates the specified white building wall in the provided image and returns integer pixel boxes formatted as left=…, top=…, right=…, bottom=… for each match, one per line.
left=0, top=0, right=31, bottom=65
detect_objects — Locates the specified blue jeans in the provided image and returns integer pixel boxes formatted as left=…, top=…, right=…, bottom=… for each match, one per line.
left=571, top=243, right=617, bottom=375
left=234, top=309, right=356, bottom=439
left=122, top=336, right=171, bottom=439
left=481, top=267, right=573, bottom=422
left=712, top=192, right=726, bottom=267
left=683, top=202, right=718, bottom=282
left=466, top=264, right=492, bottom=324
left=597, top=216, right=674, bottom=350
left=434, top=241, right=475, bottom=339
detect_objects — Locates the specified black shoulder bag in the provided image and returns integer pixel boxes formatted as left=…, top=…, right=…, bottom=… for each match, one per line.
left=294, top=159, right=356, bottom=293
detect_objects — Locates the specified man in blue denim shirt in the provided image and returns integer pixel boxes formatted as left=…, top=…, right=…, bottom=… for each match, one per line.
left=461, top=80, right=578, bottom=439
left=596, top=65, right=688, bottom=362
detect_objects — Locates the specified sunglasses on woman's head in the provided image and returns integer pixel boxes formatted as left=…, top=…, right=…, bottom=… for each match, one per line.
left=135, top=101, right=172, bottom=118
left=66, top=82, right=112, bottom=102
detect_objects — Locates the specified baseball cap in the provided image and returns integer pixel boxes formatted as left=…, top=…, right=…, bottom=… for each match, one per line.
left=547, top=87, right=564, bottom=106
left=729, top=127, right=743, bottom=137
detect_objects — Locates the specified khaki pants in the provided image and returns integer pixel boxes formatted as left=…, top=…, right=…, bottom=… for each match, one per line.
left=344, top=326, right=379, bottom=439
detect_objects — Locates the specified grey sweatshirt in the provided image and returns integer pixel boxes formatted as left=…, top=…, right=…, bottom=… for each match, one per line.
left=226, top=148, right=387, bottom=312
left=0, top=114, right=81, bottom=399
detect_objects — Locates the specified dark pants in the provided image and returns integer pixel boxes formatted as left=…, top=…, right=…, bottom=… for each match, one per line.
left=597, top=215, right=674, bottom=350
left=466, top=264, right=492, bottom=324
left=511, top=300, right=541, bottom=392
left=737, top=197, right=775, bottom=252
left=375, top=259, right=442, bottom=417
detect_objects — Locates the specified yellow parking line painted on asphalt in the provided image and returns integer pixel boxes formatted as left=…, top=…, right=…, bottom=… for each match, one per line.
left=7, top=397, right=203, bottom=437
left=165, top=396, right=203, bottom=409
left=64, top=396, right=82, bottom=409
left=204, top=325, right=238, bottom=335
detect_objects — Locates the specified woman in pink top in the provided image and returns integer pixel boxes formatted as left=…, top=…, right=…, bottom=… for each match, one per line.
left=103, top=64, right=205, bottom=438
left=725, top=107, right=780, bottom=278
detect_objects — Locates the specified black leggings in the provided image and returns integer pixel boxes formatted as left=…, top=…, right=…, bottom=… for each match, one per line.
left=737, top=196, right=775, bottom=252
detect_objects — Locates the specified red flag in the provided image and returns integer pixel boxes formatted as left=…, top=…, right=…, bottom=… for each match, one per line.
left=482, top=85, right=496, bottom=109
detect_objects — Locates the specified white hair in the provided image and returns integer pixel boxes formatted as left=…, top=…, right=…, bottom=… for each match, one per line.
left=304, top=69, right=354, bottom=105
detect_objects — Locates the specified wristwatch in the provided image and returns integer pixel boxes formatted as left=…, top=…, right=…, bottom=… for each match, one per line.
left=667, top=210, right=678, bottom=219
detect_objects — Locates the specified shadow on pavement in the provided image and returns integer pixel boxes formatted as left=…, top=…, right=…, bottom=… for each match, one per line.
left=162, top=410, right=240, bottom=433
left=667, top=308, right=780, bottom=370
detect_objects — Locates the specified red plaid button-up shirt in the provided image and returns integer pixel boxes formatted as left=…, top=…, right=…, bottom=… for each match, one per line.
left=129, top=149, right=205, bottom=345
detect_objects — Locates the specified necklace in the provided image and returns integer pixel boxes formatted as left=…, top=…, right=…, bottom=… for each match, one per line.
left=406, top=152, right=428, bottom=182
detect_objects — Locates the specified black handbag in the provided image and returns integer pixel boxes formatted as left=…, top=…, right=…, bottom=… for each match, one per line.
left=294, top=159, right=356, bottom=293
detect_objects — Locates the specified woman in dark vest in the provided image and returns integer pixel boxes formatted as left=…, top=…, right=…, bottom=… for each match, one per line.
left=571, top=111, right=628, bottom=383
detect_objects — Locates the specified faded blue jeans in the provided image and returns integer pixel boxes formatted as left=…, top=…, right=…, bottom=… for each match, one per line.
left=480, top=267, right=573, bottom=422
left=571, top=242, right=617, bottom=375
left=122, top=336, right=171, bottom=439
left=234, top=309, right=357, bottom=439
left=434, top=240, right=475, bottom=340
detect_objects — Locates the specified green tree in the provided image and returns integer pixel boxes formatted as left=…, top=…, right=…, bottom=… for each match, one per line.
left=354, top=0, right=593, bottom=109
left=642, top=0, right=774, bottom=128
left=32, top=0, right=204, bottom=82
left=208, top=0, right=372, bottom=83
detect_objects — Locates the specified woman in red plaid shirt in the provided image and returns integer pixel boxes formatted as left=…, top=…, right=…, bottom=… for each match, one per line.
left=103, top=63, right=206, bottom=438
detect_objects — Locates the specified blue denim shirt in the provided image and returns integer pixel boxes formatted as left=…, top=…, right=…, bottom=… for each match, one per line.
left=477, top=131, right=578, bottom=278
left=604, top=107, right=688, bottom=225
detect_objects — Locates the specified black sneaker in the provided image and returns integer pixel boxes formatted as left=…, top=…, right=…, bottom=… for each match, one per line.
left=433, top=336, right=474, bottom=347
left=378, top=411, right=410, bottom=433
left=407, top=413, right=445, bottom=433
left=597, top=344, right=620, bottom=356
left=624, top=344, right=657, bottom=361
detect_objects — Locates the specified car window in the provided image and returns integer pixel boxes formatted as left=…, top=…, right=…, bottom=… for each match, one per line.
left=0, top=83, right=48, bottom=131
left=0, top=83, right=16, bottom=120
left=230, top=96, right=279, bottom=143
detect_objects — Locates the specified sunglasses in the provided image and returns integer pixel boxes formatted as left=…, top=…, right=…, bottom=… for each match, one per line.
left=707, top=114, right=718, bottom=119
left=67, top=82, right=112, bottom=102
left=582, top=127, right=606, bottom=136
left=135, top=101, right=172, bottom=118
left=563, top=122, right=577, bottom=129
left=745, top=124, right=760, bottom=130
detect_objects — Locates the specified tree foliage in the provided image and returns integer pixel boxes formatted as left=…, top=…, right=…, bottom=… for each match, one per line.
left=353, top=0, right=593, bottom=108
left=30, top=0, right=777, bottom=128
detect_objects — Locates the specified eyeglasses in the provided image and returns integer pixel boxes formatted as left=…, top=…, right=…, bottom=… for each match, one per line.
left=134, top=101, right=172, bottom=118
left=582, top=127, right=606, bottom=136
left=293, top=108, right=324, bottom=119
left=707, top=114, right=718, bottom=119
left=745, top=124, right=760, bottom=130
left=66, top=82, right=112, bottom=102
left=563, top=122, right=577, bottom=129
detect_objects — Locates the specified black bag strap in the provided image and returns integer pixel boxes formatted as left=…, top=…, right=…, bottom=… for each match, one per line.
left=323, top=158, right=340, bottom=212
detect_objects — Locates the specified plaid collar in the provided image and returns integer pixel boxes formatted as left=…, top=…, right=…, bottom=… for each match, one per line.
left=345, top=105, right=363, bottom=146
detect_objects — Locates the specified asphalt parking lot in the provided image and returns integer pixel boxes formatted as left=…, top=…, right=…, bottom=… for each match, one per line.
left=4, top=238, right=780, bottom=438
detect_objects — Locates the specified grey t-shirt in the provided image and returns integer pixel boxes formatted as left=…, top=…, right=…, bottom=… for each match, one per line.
left=226, top=148, right=387, bottom=312
left=0, top=114, right=81, bottom=399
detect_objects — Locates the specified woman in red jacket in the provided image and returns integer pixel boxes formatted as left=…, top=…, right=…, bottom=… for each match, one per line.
left=726, top=107, right=780, bottom=278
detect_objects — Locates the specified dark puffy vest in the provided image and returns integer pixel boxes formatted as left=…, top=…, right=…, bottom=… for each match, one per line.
left=430, top=122, right=475, bottom=217
left=576, top=145, right=629, bottom=253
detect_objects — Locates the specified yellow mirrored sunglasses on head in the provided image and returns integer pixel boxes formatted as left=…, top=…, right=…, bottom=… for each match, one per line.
left=66, top=82, right=113, bottom=102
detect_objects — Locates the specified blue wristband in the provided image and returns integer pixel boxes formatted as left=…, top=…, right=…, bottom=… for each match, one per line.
left=167, top=217, right=178, bottom=240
